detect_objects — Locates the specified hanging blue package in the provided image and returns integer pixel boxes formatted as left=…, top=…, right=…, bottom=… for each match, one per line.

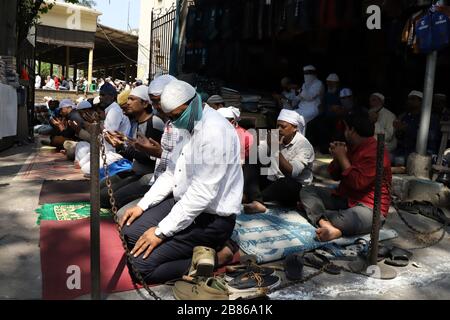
left=431, top=11, right=450, bottom=50
left=416, top=10, right=450, bottom=53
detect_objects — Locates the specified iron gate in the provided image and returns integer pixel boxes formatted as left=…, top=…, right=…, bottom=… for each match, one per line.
left=149, top=4, right=177, bottom=81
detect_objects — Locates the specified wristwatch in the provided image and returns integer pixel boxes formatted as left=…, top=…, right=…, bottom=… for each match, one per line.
left=154, top=227, right=167, bottom=240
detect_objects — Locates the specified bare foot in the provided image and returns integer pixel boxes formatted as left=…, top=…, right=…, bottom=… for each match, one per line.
left=217, top=246, right=234, bottom=267
left=74, top=161, right=81, bottom=169
left=316, top=219, right=342, bottom=242
left=243, top=201, right=267, bottom=214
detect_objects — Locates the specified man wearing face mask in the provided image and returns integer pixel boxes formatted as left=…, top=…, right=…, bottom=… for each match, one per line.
left=119, top=80, right=243, bottom=284
left=300, top=111, right=392, bottom=242
left=295, top=65, right=325, bottom=124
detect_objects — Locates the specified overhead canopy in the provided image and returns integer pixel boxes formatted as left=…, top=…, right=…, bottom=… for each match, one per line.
left=35, top=24, right=138, bottom=72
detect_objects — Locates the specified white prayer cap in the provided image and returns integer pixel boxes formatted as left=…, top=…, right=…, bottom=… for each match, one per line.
left=326, top=73, right=340, bottom=82
left=93, top=96, right=101, bottom=105
left=161, top=80, right=196, bottom=113
left=278, top=109, right=305, bottom=131
left=130, top=85, right=150, bottom=102
left=303, top=65, right=316, bottom=72
left=340, top=88, right=353, bottom=98
left=371, top=92, right=385, bottom=103
left=409, top=90, right=423, bottom=99
left=59, top=99, right=75, bottom=109
left=43, top=96, right=53, bottom=102
left=218, top=106, right=241, bottom=121
left=149, top=74, right=177, bottom=96
left=76, top=100, right=92, bottom=110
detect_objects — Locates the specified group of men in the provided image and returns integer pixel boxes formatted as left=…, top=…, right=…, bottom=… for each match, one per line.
left=275, top=65, right=447, bottom=166
left=35, top=71, right=398, bottom=285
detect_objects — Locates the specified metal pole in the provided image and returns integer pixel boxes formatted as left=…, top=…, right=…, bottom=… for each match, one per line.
left=368, top=134, right=385, bottom=266
left=90, top=123, right=101, bottom=300
left=416, top=51, right=438, bottom=156
left=169, top=0, right=181, bottom=76
left=149, top=9, right=154, bottom=81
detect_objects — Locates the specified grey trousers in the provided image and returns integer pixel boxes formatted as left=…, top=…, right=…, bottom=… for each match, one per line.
left=300, top=185, right=383, bottom=237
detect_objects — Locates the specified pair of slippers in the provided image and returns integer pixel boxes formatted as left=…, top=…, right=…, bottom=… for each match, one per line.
left=284, top=252, right=341, bottom=281
left=379, top=246, right=413, bottom=267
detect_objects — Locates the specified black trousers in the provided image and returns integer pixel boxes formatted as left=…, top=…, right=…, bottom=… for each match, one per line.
left=100, top=171, right=151, bottom=209
left=243, top=164, right=302, bottom=206
left=122, top=198, right=236, bottom=284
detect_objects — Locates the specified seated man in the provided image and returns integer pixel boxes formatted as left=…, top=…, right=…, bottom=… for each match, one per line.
left=300, top=111, right=392, bottom=242
left=100, top=85, right=165, bottom=209
left=120, top=80, right=243, bottom=284
left=368, top=93, right=397, bottom=153
left=243, top=109, right=314, bottom=214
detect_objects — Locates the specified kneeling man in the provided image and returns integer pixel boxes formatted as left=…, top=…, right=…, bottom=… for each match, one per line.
left=120, top=80, right=243, bottom=283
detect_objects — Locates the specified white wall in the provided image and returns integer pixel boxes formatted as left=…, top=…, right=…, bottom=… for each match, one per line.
left=137, top=0, right=175, bottom=82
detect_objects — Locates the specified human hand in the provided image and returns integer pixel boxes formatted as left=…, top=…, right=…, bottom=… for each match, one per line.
left=130, top=227, right=163, bottom=259
left=133, top=133, right=163, bottom=158
left=119, top=206, right=144, bottom=228
left=68, top=120, right=81, bottom=134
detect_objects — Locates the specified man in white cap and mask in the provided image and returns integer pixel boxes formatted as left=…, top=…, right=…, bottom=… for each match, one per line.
left=100, top=85, right=165, bottom=210
left=368, top=93, right=397, bottom=152
left=119, top=80, right=243, bottom=284
left=295, top=65, right=324, bottom=123
left=243, top=109, right=315, bottom=214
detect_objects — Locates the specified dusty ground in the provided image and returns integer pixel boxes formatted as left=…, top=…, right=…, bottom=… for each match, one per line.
left=0, top=142, right=449, bottom=300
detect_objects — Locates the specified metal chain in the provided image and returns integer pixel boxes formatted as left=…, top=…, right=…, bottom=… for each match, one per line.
left=395, top=207, right=448, bottom=250
left=100, top=133, right=162, bottom=300
left=268, top=264, right=329, bottom=294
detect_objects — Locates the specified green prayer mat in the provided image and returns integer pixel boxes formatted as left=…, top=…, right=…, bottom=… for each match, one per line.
left=36, top=202, right=112, bottom=225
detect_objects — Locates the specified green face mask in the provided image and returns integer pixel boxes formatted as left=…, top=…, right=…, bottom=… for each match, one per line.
left=172, top=94, right=203, bottom=132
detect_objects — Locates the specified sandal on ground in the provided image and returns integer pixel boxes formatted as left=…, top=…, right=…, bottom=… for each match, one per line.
left=303, top=252, right=341, bottom=275
left=384, top=247, right=413, bottom=267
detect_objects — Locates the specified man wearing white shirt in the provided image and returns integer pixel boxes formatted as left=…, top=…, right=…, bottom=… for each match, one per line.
left=295, top=65, right=324, bottom=123
left=43, top=75, right=55, bottom=90
left=120, top=80, right=243, bottom=284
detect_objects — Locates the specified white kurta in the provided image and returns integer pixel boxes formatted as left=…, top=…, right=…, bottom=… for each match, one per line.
left=137, top=106, right=244, bottom=237
left=295, top=78, right=324, bottom=123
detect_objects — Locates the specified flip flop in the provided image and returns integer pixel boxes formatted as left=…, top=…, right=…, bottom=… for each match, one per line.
left=384, top=247, right=413, bottom=267
left=284, top=254, right=304, bottom=281
left=303, top=252, right=341, bottom=275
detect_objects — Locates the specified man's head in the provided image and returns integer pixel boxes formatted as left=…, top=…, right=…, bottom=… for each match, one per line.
left=343, top=111, right=375, bottom=145
left=369, top=93, right=385, bottom=110
left=48, top=100, right=60, bottom=111
left=407, top=91, right=423, bottom=114
left=126, top=85, right=150, bottom=116
left=58, top=99, right=75, bottom=117
left=340, top=88, right=354, bottom=110
left=117, top=89, right=131, bottom=111
left=161, top=80, right=200, bottom=130
left=277, top=109, right=305, bottom=139
left=326, top=74, right=340, bottom=94
left=207, top=95, right=225, bottom=110
left=99, top=82, right=117, bottom=109
left=217, top=106, right=241, bottom=127
left=148, top=75, right=177, bottom=115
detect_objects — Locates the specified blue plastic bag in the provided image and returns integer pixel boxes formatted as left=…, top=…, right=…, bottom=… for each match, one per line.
left=99, top=158, right=133, bottom=182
